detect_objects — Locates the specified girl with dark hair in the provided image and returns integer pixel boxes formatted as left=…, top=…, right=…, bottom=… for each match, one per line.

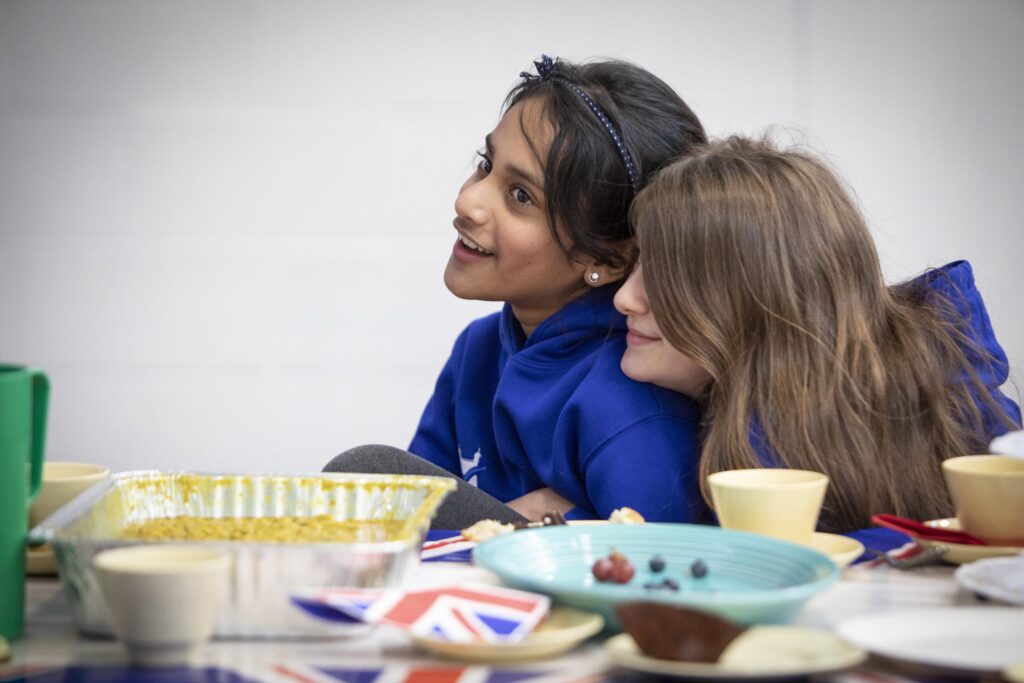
left=614, top=136, right=1021, bottom=532
left=325, top=56, right=708, bottom=528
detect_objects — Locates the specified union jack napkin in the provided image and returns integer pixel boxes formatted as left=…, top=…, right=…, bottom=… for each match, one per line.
left=291, top=583, right=550, bottom=644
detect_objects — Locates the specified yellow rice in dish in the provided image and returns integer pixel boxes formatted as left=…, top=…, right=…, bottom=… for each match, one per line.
left=120, top=515, right=405, bottom=543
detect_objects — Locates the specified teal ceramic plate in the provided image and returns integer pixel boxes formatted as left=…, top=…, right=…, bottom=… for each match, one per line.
left=474, top=523, right=838, bottom=629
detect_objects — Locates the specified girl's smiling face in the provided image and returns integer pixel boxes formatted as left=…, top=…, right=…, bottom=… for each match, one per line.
left=444, top=99, right=589, bottom=335
left=613, top=263, right=712, bottom=398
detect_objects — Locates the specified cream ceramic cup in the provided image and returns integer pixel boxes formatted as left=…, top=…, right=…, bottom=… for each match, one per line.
left=29, top=461, right=110, bottom=528
left=94, top=546, right=232, bottom=667
left=708, top=469, right=829, bottom=544
left=942, top=455, right=1024, bottom=545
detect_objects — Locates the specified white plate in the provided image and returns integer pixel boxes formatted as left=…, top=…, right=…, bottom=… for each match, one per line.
left=412, top=606, right=603, bottom=662
left=605, top=626, right=866, bottom=680
left=837, top=606, right=1024, bottom=673
left=955, top=556, right=1024, bottom=605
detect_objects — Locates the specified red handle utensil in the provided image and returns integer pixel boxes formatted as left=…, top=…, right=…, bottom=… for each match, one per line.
left=871, top=514, right=988, bottom=546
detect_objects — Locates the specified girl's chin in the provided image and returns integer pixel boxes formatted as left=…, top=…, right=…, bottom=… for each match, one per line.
left=443, top=268, right=497, bottom=302
left=619, top=352, right=648, bottom=383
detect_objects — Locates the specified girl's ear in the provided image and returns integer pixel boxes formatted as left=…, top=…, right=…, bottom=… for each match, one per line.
left=582, top=261, right=630, bottom=287
left=581, top=242, right=635, bottom=287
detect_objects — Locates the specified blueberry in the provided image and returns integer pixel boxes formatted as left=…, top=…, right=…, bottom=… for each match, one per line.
left=643, top=581, right=664, bottom=590
left=649, top=555, right=666, bottom=573
left=690, top=559, right=708, bottom=578
left=662, top=577, right=680, bottom=591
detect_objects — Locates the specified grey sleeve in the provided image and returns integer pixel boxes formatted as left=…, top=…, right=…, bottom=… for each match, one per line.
left=323, top=444, right=527, bottom=530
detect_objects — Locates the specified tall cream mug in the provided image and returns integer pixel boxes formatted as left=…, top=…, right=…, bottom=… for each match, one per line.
left=708, top=468, right=829, bottom=544
left=29, top=461, right=110, bottom=528
left=942, top=455, right=1024, bottom=545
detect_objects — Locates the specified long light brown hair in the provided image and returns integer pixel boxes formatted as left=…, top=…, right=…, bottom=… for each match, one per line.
left=633, top=136, right=1017, bottom=531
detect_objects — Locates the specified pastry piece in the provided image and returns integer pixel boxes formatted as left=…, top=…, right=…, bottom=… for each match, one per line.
left=540, top=510, right=568, bottom=526
left=461, top=519, right=516, bottom=541
left=608, top=507, right=645, bottom=524
left=615, top=602, right=746, bottom=663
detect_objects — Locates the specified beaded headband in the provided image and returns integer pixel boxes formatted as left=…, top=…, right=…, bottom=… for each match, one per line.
left=519, top=55, right=639, bottom=197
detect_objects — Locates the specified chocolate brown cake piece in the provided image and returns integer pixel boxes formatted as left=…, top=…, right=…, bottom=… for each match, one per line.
left=615, top=602, right=747, bottom=663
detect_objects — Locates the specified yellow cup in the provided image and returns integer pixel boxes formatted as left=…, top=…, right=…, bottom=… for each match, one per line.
left=942, top=455, right=1024, bottom=545
left=29, top=461, right=110, bottom=528
left=708, top=469, right=829, bottom=544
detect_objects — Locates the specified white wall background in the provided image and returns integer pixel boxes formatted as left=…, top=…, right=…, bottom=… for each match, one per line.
left=1, top=0, right=1021, bottom=475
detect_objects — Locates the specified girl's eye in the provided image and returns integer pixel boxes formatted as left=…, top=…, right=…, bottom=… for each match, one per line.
left=512, top=188, right=533, bottom=205
left=476, top=153, right=492, bottom=174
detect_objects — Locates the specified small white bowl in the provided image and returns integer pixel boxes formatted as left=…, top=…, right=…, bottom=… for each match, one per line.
left=94, top=545, right=231, bottom=667
left=29, top=461, right=110, bottom=528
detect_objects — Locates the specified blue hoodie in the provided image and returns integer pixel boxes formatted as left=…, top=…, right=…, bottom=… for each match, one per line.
left=915, top=260, right=1020, bottom=431
left=409, top=284, right=705, bottom=522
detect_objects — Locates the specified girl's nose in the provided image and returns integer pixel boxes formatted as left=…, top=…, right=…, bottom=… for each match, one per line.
left=454, top=177, right=488, bottom=226
left=614, top=267, right=649, bottom=316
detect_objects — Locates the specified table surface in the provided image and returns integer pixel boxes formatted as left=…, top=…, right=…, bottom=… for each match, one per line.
left=0, top=545, right=1003, bottom=683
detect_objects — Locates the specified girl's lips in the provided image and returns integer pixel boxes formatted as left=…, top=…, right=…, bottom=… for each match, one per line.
left=626, top=329, right=659, bottom=346
left=452, top=237, right=493, bottom=263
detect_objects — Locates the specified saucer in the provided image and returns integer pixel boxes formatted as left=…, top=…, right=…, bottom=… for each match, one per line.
left=26, top=543, right=58, bottom=576
left=412, top=606, right=603, bottom=662
left=605, top=626, right=867, bottom=680
left=954, top=556, right=1024, bottom=604
left=804, top=533, right=864, bottom=568
left=919, top=519, right=1023, bottom=564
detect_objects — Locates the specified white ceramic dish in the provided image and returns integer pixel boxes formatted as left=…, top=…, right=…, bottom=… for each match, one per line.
left=954, top=555, right=1024, bottom=605
left=837, top=606, right=1024, bottom=673
left=605, top=626, right=866, bottom=680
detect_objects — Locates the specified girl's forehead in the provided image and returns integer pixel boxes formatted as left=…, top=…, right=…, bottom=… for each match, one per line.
left=494, top=99, right=553, bottom=162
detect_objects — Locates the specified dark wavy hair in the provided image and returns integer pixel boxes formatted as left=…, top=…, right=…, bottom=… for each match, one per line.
left=504, top=58, right=706, bottom=273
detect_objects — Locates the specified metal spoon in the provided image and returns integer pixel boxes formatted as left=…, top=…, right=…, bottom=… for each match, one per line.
left=862, top=546, right=948, bottom=569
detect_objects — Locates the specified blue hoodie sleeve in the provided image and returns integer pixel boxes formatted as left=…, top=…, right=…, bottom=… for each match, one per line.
left=408, top=330, right=468, bottom=477
left=574, top=413, right=706, bottom=523
left=922, top=261, right=1021, bottom=433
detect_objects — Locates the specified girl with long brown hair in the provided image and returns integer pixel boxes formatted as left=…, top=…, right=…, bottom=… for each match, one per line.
left=614, top=136, right=1020, bottom=532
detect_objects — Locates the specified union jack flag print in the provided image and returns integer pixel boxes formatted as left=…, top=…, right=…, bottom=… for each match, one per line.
left=292, top=583, right=550, bottom=644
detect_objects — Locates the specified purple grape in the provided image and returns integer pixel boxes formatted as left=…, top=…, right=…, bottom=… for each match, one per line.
left=690, top=559, right=708, bottom=578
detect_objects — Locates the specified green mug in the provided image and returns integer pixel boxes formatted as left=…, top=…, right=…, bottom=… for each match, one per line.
left=0, top=365, right=48, bottom=641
